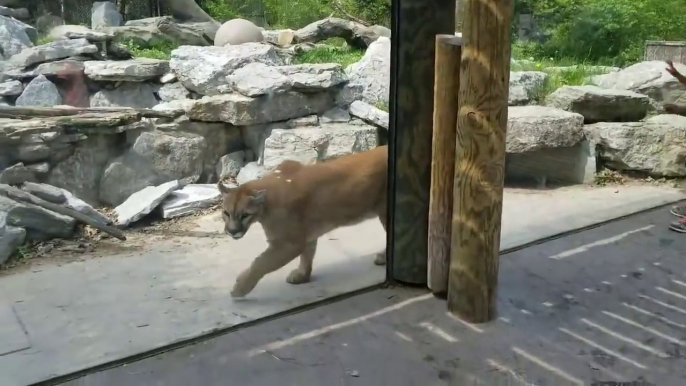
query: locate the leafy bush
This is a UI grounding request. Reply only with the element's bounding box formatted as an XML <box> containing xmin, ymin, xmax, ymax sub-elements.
<box><xmin>514</xmin><ymin>0</ymin><xmax>686</xmax><ymax>65</ymax></box>
<box><xmin>204</xmin><ymin>0</ymin><xmax>390</xmax><ymax>29</ymax></box>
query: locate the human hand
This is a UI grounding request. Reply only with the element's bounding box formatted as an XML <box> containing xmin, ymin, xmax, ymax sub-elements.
<box><xmin>666</xmin><ymin>60</ymin><xmax>681</xmax><ymax>77</ymax></box>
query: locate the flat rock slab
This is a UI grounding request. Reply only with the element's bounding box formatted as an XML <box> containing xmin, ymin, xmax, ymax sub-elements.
<box><xmin>158</xmin><ymin>184</ymin><xmax>221</xmax><ymax>219</ymax></box>
<box><xmin>545</xmin><ymin>85</ymin><xmax>650</xmax><ymax>123</ymax></box>
<box><xmin>188</xmin><ymin>92</ymin><xmax>333</xmax><ymax>126</ymax></box>
<box><xmin>349</xmin><ymin>100</ymin><xmax>388</xmax><ymax>129</ymax></box>
<box><xmin>84</xmin><ymin>59</ymin><xmax>169</xmax><ymax>82</ymax></box>
<box><xmin>0</xmin><ymin>194</ymin><xmax>75</xmax><ymax>240</ymax></box>
<box><xmin>2</xmin><ymin>59</ymin><xmax>86</xmax><ymax>80</ymax></box>
<box><xmin>114</xmin><ymin>180</ymin><xmax>180</xmax><ymax>227</ymax></box>
<box><xmin>506</xmin><ymin>105</ymin><xmax>585</xmax><ymax>153</ymax></box>
<box><xmin>9</xmin><ymin>38</ymin><xmax>98</xmax><ymax>68</ymax></box>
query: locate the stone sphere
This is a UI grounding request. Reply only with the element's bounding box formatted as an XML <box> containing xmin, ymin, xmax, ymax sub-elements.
<box><xmin>214</xmin><ymin>18</ymin><xmax>264</xmax><ymax>47</ymax></box>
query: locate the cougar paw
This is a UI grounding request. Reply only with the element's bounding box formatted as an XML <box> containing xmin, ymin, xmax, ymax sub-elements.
<box><xmin>286</xmin><ymin>269</ymin><xmax>311</xmax><ymax>285</ymax></box>
<box><xmin>374</xmin><ymin>251</ymin><xmax>386</xmax><ymax>266</ymax></box>
<box><xmin>231</xmin><ymin>270</ymin><xmax>256</xmax><ymax>298</ymax></box>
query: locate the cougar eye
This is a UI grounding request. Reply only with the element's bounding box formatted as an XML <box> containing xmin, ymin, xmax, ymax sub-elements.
<box><xmin>241</xmin><ymin>213</ymin><xmax>250</xmax><ymax>220</ymax></box>
<box><xmin>223</xmin><ymin>210</ymin><xmax>231</xmax><ymax>217</ymax></box>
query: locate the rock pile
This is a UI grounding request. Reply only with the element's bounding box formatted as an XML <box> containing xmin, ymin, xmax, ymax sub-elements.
<box><xmin>1</xmin><ymin>10</ymin><xmax>686</xmax><ymax>264</ymax></box>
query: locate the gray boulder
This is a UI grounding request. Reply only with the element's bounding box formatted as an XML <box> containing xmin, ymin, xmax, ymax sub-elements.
<box><xmin>21</xmin><ymin>182</ymin><xmax>67</xmax><ymax>203</ymax></box>
<box><xmin>0</xmin><ymin>163</ymin><xmax>36</xmax><ymax>185</ymax></box>
<box><xmin>509</xmin><ymin>71</ymin><xmax>548</xmax><ymax>106</ymax></box>
<box><xmin>506</xmin><ymin>106</ymin><xmax>585</xmax><ymax>153</ymax></box>
<box><xmin>585</xmin><ymin>114</ymin><xmax>686</xmax><ymax>177</ymax></box>
<box><xmin>91</xmin><ymin>1</ymin><xmax>123</xmax><ymax>30</ymax></box>
<box><xmin>216</xmin><ymin>151</ymin><xmax>245</xmax><ymax>180</ymax></box>
<box><xmin>170</xmin><ymin>43</ymin><xmax>285</xmax><ymax>95</ymax></box>
<box><xmin>46</xmin><ymin>135</ymin><xmax>121</xmax><ymax>206</ymax></box>
<box><xmin>545</xmin><ymin>85</ymin><xmax>650</xmax><ymax>123</ymax></box>
<box><xmin>262</xmin><ymin>122</ymin><xmax>378</xmax><ymax>170</ymax></box>
<box><xmin>320</xmin><ymin>107</ymin><xmax>351</xmax><ymax>123</ymax></box>
<box><xmin>0</xmin><ymin>194</ymin><xmax>75</xmax><ymax>241</ymax></box>
<box><xmin>156</xmin><ymin>82</ymin><xmax>191</xmax><ymax>102</ymax></box>
<box><xmin>336</xmin><ymin>37</ymin><xmax>390</xmax><ymax>106</ymax></box>
<box><xmin>593</xmin><ymin>60</ymin><xmax>686</xmax><ymax>105</ymax></box>
<box><xmin>0</xmin><ymin>215</ymin><xmax>25</xmax><ymax>265</ymax></box>
<box><xmin>0</xmin><ymin>16</ymin><xmax>32</xmax><ymax>60</ymax></box>
<box><xmin>90</xmin><ymin>82</ymin><xmax>158</xmax><ymax>108</ymax></box>
<box><xmin>15</xmin><ymin>75</ymin><xmax>63</xmax><ymax>106</ymax></box>
<box><xmin>99</xmin><ymin>131</ymin><xmax>207</xmax><ymax>206</ymax></box>
<box><xmin>9</xmin><ymin>38</ymin><xmax>98</xmax><ymax>68</ymax></box>
<box><xmin>0</xmin><ymin>79</ymin><xmax>22</xmax><ymax>96</ymax></box>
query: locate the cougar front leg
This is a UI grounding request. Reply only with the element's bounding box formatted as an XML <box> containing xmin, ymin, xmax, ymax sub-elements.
<box><xmin>375</xmin><ymin>208</ymin><xmax>387</xmax><ymax>266</ymax></box>
<box><xmin>231</xmin><ymin>243</ymin><xmax>303</xmax><ymax>298</ymax></box>
<box><xmin>286</xmin><ymin>240</ymin><xmax>317</xmax><ymax>285</ymax></box>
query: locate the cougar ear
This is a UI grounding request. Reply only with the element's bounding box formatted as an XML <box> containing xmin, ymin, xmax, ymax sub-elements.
<box><xmin>251</xmin><ymin>189</ymin><xmax>267</xmax><ymax>205</ymax></box>
<box><xmin>217</xmin><ymin>181</ymin><xmax>234</xmax><ymax>195</ymax></box>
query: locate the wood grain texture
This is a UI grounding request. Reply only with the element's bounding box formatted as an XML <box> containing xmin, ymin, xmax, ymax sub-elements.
<box><xmin>447</xmin><ymin>0</ymin><xmax>513</xmax><ymax>322</ymax></box>
<box><xmin>389</xmin><ymin>0</ymin><xmax>455</xmax><ymax>284</ymax></box>
<box><xmin>428</xmin><ymin>35</ymin><xmax>462</xmax><ymax>295</ymax></box>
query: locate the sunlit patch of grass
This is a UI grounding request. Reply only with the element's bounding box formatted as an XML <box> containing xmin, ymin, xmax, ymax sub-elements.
<box><xmin>294</xmin><ymin>44</ymin><xmax>364</xmax><ymax>68</ymax></box>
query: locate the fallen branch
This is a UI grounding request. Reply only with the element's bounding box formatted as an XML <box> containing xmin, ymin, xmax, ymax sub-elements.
<box><xmin>293</xmin><ymin>17</ymin><xmax>389</xmax><ymax>49</ymax></box>
<box><xmin>0</xmin><ymin>106</ymin><xmax>184</xmax><ymax>120</ymax></box>
<box><xmin>0</xmin><ymin>184</ymin><xmax>127</xmax><ymax>241</ymax></box>
<box><xmin>333</xmin><ymin>1</ymin><xmax>371</xmax><ymax>27</ymax></box>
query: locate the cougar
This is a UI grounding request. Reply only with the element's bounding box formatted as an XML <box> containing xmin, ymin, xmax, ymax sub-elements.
<box><xmin>218</xmin><ymin>145</ymin><xmax>388</xmax><ymax>298</ymax></box>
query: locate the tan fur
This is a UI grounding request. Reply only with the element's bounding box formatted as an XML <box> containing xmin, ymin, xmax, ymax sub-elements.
<box><xmin>218</xmin><ymin>145</ymin><xmax>388</xmax><ymax>298</ymax></box>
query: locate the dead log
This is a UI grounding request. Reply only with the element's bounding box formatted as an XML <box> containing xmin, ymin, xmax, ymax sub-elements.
<box><xmin>0</xmin><ymin>106</ymin><xmax>184</xmax><ymax>120</ymax></box>
<box><xmin>0</xmin><ymin>184</ymin><xmax>127</xmax><ymax>241</ymax></box>
<box><xmin>293</xmin><ymin>17</ymin><xmax>390</xmax><ymax>49</ymax></box>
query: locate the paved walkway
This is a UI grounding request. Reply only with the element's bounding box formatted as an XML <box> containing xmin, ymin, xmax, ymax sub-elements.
<box><xmin>63</xmin><ymin>205</ymin><xmax>686</xmax><ymax>386</ymax></box>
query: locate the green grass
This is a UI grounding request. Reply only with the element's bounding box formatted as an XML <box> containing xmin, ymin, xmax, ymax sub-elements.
<box><xmin>121</xmin><ymin>39</ymin><xmax>179</xmax><ymax>60</ymax></box>
<box><xmin>293</xmin><ymin>44</ymin><xmax>364</xmax><ymax>68</ymax></box>
<box><xmin>36</xmin><ymin>36</ymin><xmax>54</xmax><ymax>45</ymax></box>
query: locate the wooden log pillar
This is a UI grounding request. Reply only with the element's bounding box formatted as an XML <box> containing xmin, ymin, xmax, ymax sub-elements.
<box><xmin>387</xmin><ymin>0</ymin><xmax>455</xmax><ymax>284</ymax></box>
<box><xmin>427</xmin><ymin>35</ymin><xmax>462</xmax><ymax>296</ymax></box>
<box><xmin>447</xmin><ymin>0</ymin><xmax>514</xmax><ymax>322</ymax></box>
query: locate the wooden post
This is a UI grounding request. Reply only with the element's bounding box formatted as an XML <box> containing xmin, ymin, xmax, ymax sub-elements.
<box><xmin>387</xmin><ymin>0</ymin><xmax>455</xmax><ymax>284</ymax></box>
<box><xmin>447</xmin><ymin>0</ymin><xmax>513</xmax><ymax>322</ymax></box>
<box><xmin>427</xmin><ymin>35</ymin><xmax>462</xmax><ymax>296</ymax></box>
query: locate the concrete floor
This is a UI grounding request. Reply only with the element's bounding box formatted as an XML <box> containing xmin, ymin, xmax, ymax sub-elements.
<box><xmin>63</xmin><ymin>205</ymin><xmax>686</xmax><ymax>386</ymax></box>
<box><xmin>0</xmin><ymin>184</ymin><xmax>684</xmax><ymax>386</ymax></box>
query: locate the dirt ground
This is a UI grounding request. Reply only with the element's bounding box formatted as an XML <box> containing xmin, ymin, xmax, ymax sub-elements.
<box><xmin>1</xmin><ymin>171</ymin><xmax>683</xmax><ymax>277</ymax></box>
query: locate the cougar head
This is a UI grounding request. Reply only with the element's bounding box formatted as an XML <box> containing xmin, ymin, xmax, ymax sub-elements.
<box><xmin>217</xmin><ymin>182</ymin><xmax>266</xmax><ymax>240</ymax></box>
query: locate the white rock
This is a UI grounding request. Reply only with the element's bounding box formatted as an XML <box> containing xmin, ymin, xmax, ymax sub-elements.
<box><xmin>0</xmin><ymin>16</ymin><xmax>32</xmax><ymax>61</ymax></box>
<box><xmin>0</xmin><ymin>79</ymin><xmax>23</xmax><ymax>96</ymax></box>
<box><xmin>90</xmin><ymin>82</ymin><xmax>158</xmax><ymax>108</ymax></box>
<box><xmin>9</xmin><ymin>38</ymin><xmax>98</xmax><ymax>68</ymax></box>
<box><xmin>337</xmin><ymin>36</ymin><xmax>390</xmax><ymax>106</ymax></box>
<box><xmin>508</xmin><ymin>71</ymin><xmax>548</xmax><ymax>106</ymax></box>
<box><xmin>593</xmin><ymin>60</ymin><xmax>686</xmax><ymax>104</ymax></box>
<box><xmin>236</xmin><ymin>162</ymin><xmax>267</xmax><ymax>184</ymax></box>
<box><xmin>160</xmin><ymin>72</ymin><xmax>177</xmax><ymax>83</ymax></box>
<box><xmin>169</xmin><ymin>44</ymin><xmax>284</xmax><ymax>95</ymax></box>
<box><xmin>114</xmin><ymin>180</ymin><xmax>180</xmax><ymax>227</ymax></box>
<box><xmin>545</xmin><ymin>85</ymin><xmax>650</xmax><ymax>123</ymax></box>
<box><xmin>158</xmin><ymin>184</ymin><xmax>221</xmax><ymax>219</ymax></box>
<box><xmin>262</xmin><ymin>123</ymin><xmax>378</xmax><ymax>170</ymax></box>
